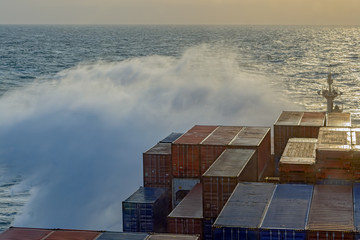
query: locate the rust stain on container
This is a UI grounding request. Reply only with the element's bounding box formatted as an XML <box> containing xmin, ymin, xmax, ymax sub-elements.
<box><xmin>202</xmin><ymin>149</ymin><xmax>257</xmax><ymax>218</ymax></box>
<box><xmin>327</xmin><ymin>112</ymin><xmax>351</xmax><ymax>127</ymax></box>
<box><xmin>172</xmin><ymin>125</ymin><xmax>218</xmax><ymax>178</ymax></box>
<box><xmin>168</xmin><ymin>184</ymin><xmax>203</xmax><ymax>238</ymax></box>
<box><xmin>307</xmin><ymin>185</ymin><xmax>354</xmax><ymax>232</ymax></box>
<box><xmin>0</xmin><ymin>227</ymin><xmax>53</xmax><ymax>240</ymax></box>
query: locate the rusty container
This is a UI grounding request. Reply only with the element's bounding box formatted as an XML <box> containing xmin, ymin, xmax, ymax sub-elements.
<box><xmin>172</xmin><ymin>125</ymin><xmax>218</xmax><ymax>178</ymax></box>
<box><xmin>229</xmin><ymin>127</ymin><xmax>271</xmax><ymax>181</ymax></box>
<box><xmin>306</xmin><ymin>185</ymin><xmax>354</xmax><ymax>238</ymax></box>
<box><xmin>202</xmin><ymin>149</ymin><xmax>257</xmax><ymax>218</ymax></box>
<box><xmin>168</xmin><ymin>184</ymin><xmax>203</xmax><ymax>238</ymax></box>
<box><xmin>200</xmin><ymin>126</ymin><xmax>243</xmax><ymax>175</ymax></box>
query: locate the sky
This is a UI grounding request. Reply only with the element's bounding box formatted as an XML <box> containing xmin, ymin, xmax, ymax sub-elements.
<box><xmin>1</xmin><ymin>0</ymin><xmax>360</xmax><ymax>25</ymax></box>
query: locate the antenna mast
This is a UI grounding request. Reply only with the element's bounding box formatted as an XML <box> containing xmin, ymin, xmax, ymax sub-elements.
<box><xmin>318</xmin><ymin>69</ymin><xmax>342</xmax><ymax>113</ymax></box>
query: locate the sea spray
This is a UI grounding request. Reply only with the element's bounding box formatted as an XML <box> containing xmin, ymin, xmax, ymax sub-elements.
<box><xmin>0</xmin><ymin>45</ymin><xmax>295</xmax><ymax>230</ymax></box>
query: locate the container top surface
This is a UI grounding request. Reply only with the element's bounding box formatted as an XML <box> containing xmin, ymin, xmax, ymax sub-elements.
<box><xmin>144</xmin><ymin>142</ymin><xmax>171</xmax><ymax>155</ymax></box>
<box><xmin>317</xmin><ymin>127</ymin><xmax>352</xmax><ymax>150</ymax></box>
<box><xmin>146</xmin><ymin>234</ymin><xmax>199</xmax><ymax>240</ymax></box>
<box><xmin>173</xmin><ymin>125</ymin><xmax>218</xmax><ymax>145</ymax></box>
<box><xmin>307</xmin><ymin>184</ymin><xmax>354</xmax><ymax>232</ymax></box>
<box><xmin>97</xmin><ymin>232</ymin><xmax>149</xmax><ymax>240</ymax></box>
<box><xmin>326</xmin><ymin>112</ymin><xmax>351</xmax><ymax>127</ymax></box>
<box><xmin>0</xmin><ymin>228</ymin><xmax>53</xmax><ymax>240</ymax></box>
<box><xmin>160</xmin><ymin>132</ymin><xmax>183</xmax><ymax>143</ymax></box>
<box><xmin>201</xmin><ymin>126</ymin><xmax>243</xmax><ymax>145</ymax></box>
<box><xmin>280</xmin><ymin>138</ymin><xmax>317</xmax><ymax>165</ymax></box>
<box><xmin>229</xmin><ymin>127</ymin><xmax>270</xmax><ymax>146</ymax></box>
<box><xmin>45</xmin><ymin>230</ymin><xmax>100</xmax><ymax>240</ymax></box>
<box><xmin>123</xmin><ymin>187</ymin><xmax>166</xmax><ymax>204</ymax></box>
<box><xmin>274</xmin><ymin>111</ymin><xmax>304</xmax><ymax>126</ymax></box>
<box><xmin>353</xmin><ymin>183</ymin><xmax>360</xmax><ymax>232</ymax></box>
<box><xmin>168</xmin><ymin>183</ymin><xmax>202</xmax><ymax>219</ymax></box>
<box><xmin>213</xmin><ymin>182</ymin><xmax>275</xmax><ymax>228</ymax></box>
<box><xmin>260</xmin><ymin>184</ymin><xmax>313</xmax><ymax>230</ymax></box>
<box><xmin>203</xmin><ymin>149</ymin><xmax>256</xmax><ymax>177</ymax></box>
<box><xmin>300</xmin><ymin>112</ymin><xmax>326</xmax><ymax>126</ymax></box>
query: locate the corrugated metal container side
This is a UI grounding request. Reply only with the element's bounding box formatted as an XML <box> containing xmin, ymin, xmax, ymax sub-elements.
<box><xmin>168</xmin><ymin>184</ymin><xmax>203</xmax><ymax>238</ymax></box>
<box><xmin>307</xmin><ymin>231</ymin><xmax>354</xmax><ymax>240</ymax></box>
<box><xmin>172</xmin><ymin>125</ymin><xmax>218</xmax><ymax>178</ymax></box>
<box><xmin>200</xmin><ymin>126</ymin><xmax>243</xmax><ymax>175</ymax></box>
<box><xmin>44</xmin><ymin>230</ymin><xmax>101</xmax><ymax>240</ymax></box>
<box><xmin>143</xmin><ymin>143</ymin><xmax>172</xmax><ymax>189</ymax></box>
<box><xmin>326</xmin><ymin>112</ymin><xmax>352</xmax><ymax>127</ymax></box>
<box><xmin>160</xmin><ymin>132</ymin><xmax>183</xmax><ymax>143</ymax></box>
<box><xmin>146</xmin><ymin>233</ymin><xmax>200</xmax><ymax>240</ymax></box>
<box><xmin>123</xmin><ymin>187</ymin><xmax>169</xmax><ymax>233</ymax></box>
<box><xmin>353</xmin><ymin>183</ymin><xmax>360</xmax><ymax>233</ymax></box>
<box><xmin>213</xmin><ymin>182</ymin><xmax>276</xmax><ymax>240</ymax></box>
<box><xmin>97</xmin><ymin>232</ymin><xmax>149</xmax><ymax>240</ymax></box>
<box><xmin>229</xmin><ymin>127</ymin><xmax>271</xmax><ymax>181</ymax></box>
<box><xmin>202</xmin><ymin>149</ymin><xmax>257</xmax><ymax>218</ymax></box>
<box><xmin>203</xmin><ymin>218</ymin><xmax>215</xmax><ymax>240</ymax></box>
<box><xmin>172</xmin><ymin>178</ymin><xmax>200</xmax><ymax>207</ymax></box>
<box><xmin>306</xmin><ymin>185</ymin><xmax>354</xmax><ymax>233</ymax></box>
<box><xmin>259</xmin><ymin>184</ymin><xmax>313</xmax><ymax>240</ymax></box>
<box><xmin>0</xmin><ymin>227</ymin><xmax>53</xmax><ymax>240</ymax></box>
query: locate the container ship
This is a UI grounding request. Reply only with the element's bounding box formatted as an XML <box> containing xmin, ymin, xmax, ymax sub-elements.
<box><xmin>1</xmin><ymin>73</ymin><xmax>359</xmax><ymax>240</ymax></box>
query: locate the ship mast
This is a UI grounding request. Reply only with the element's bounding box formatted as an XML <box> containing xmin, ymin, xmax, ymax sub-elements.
<box><xmin>318</xmin><ymin>70</ymin><xmax>342</xmax><ymax>113</ymax></box>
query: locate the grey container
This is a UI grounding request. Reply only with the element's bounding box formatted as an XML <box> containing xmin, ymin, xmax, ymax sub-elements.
<box><xmin>97</xmin><ymin>232</ymin><xmax>149</xmax><ymax>240</ymax></box>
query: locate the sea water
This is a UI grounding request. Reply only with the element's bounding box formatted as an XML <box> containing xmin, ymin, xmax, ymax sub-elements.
<box><xmin>0</xmin><ymin>25</ymin><xmax>359</xmax><ymax>231</ymax></box>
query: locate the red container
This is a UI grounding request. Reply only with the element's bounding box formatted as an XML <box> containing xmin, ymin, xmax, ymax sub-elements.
<box><xmin>45</xmin><ymin>230</ymin><xmax>100</xmax><ymax>240</ymax></box>
<box><xmin>200</xmin><ymin>126</ymin><xmax>243</xmax><ymax>175</ymax></box>
<box><xmin>230</xmin><ymin>127</ymin><xmax>271</xmax><ymax>181</ymax></box>
<box><xmin>143</xmin><ymin>142</ymin><xmax>172</xmax><ymax>189</ymax></box>
<box><xmin>168</xmin><ymin>184</ymin><xmax>203</xmax><ymax>238</ymax></box>
<box><xmin>202</xmin><ymin>149</ymin><xmax>257</xmax><ymax>218</ymax></box>
<box><xmin>172</xmin><ymin>125</ymin><xmax>218</xmax><ymax>178</ymax></box>
<box><xmin>307</xmin><ymin>231</ymin><xmax>353</xmax><ymax>240</ymax></box>
<box><xmin>0</xmin><ymin>227</ymin><xmax>53</xmax><ymax>240</ymax></box>
<box><xmin>307</xmin><ymin>185</ymin><xmax>354</xmax><ymax>233</ymax></box>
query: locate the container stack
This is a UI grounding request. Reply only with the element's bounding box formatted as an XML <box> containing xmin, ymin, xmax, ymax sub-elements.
<box><xmin>306</xmin><ymin>185</ymin><xmax>354</xmax><ymax>240</ymax></box>
<box><xmin>143</xmin><ymin>133</ymin><xmax>182</xmax><ymax>189</ymax></box>
<box><xmin>279</xmin><ymin>138</ymin><xmax>317</xmax><ymax>183</ymax></box>
<box><xmin>123</xmin><ymin>187</ymin><xmax>169</xmax><ymax>233</ymax></box>
<box><xmin>202</xmin><ymin>149</ymin><xmax>257</xmax><ymax>219</ymax></box>
<box><xmin>212</xmin><ymin>182</ymin><xmax>276</xmax><ymax>240</ymax></box>
<box><xmin>274</xmin><ymin>111</ymin><xmax>326</xmax><ymax>164</ymax></box>
<box><xmin>167</xmin><ymin>183</ymin><xmax>203</xmax><ymax>238</ymax></box>
<box><xmin>316</xmin><ymin>127</ymin><xmax>353</xmax><ymax>182</ymax></box>
<box><xmin>259</xmin><ymin>184</ymin><xmax>313</xmax><ymax>240</ymax></box>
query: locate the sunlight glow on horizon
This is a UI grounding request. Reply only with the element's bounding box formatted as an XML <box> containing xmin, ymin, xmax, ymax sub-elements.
<box><xmin>0</xmin><ymin>0</ymin><xmax>359</xmax><ymax>25</ymax></box>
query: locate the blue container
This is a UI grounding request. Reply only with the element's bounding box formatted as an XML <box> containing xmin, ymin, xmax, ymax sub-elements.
<box><xmin>354</xmin><ymin>183</ymin><xmax>360</xmax><ymax>234</ymax></box>
<box><xmin>203</xmin><ymin>218</ymin><xmax>215</xmax><ymax>240</ymax></box>
<box><xmin>212</xmin><ymin>182</ymin><xmax>276</xmax><ymax>240</ymax></box>
<box><xmin>259</xmin><ymin>184</ymin><xmax>313</xmax><ymax>240</ymax></box>
<box><xmin>97</xmin><ymin>232</ymin><xmax>149</xmax><ymax>240</ymax></box>
<box><xmin>122</xmin><ymin>187</ymin><xmax>168</xmax><ymax>233</ymax></box>
<box><xmin>160</xmin><ymin>132</ymin><xmax>183</xmax><ymax>143</ymax></box>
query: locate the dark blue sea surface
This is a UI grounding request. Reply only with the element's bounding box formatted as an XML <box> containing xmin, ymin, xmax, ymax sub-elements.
<box><xmin>0</xmin><ymin>25</ymin><xmax>360</xmax><ymax>232</ymax></box>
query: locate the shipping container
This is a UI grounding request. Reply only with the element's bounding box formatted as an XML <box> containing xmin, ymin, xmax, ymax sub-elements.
<box><xmin>172</xmin><ymin>125</ymin><xmax>218</xmax><ymax>178</ymax></box>
<box><xmin>203</xmin><ymin>218</ymin><xmax>215</xmax><ymax>240</ymax></box>
<box><xmin>97</xmin><ymin>232</ymin><xmax>149</xmax><ymax>240</ymax></box>
<box><xmin>44</xmin><ymin>230</ymin><xmax>101</xmax><ymax>240</ymax></box>
<box><xmin>0</xmin><ymin>227</ymin><xmax>53</xmax><ymax>240</ymax></box>
<box><xmin>160</xmin><ymin>132</ymin><xmax>183</xmax><ymax>143</ymax></box>
<box><xmin>168</xmin><ymin>184</ymin><xmax>203</xmax><ymax>238</ymax></box>
<box><xmin>259</xmin><ymin>184</ymin><xmax>313</xmax><ymax>240</ymax></box>
<box><xmin>172</xmin><ymin>178</ymin><xmax>200</xmax><ymax>207</ymax></box>
<box><xmin>274</xmin><ymin>111</ymin><xmax>325</xmax><ymax>164</ymax></box>
<box><xmin>354</xmin><ymin>183</ymin><xmax>360</xmax><ymax>236</ymax></box>
<box><xmin>146</xmin><ymin>233</ymin><xmax>200</xmax><ymax>240</ymax></box>
<box><xmin>200</xmin><ymin>126</ymin><xmax>243</xmax><ymax>175</ymax></box>
<box><xmin>123</xmin><ymin>187</ymin><xmax>169</xmax><ymax>233</ymax></box>
<box><xmin>229</xmin><ymin>127</ymin><xmax>271</xmax><ymax>181</ymax></box>
<box><xmin>143</xmin><ymin>142</ymin><xmax>172</xmax><ymax>189</ymax></box>
<box><xmin>279</xmin><ymin>138</ymin><xmax>317</xmax><ymax>183</ymax></box>
<box><xmin>306</xmin><ymin>185</ymin><xmax>354</xmax><ymax>235</ymax></box>
<box><xmin>202</xmin><ymin>149</ymin><xmax>257</xmax><ymax>218</ymax></box>
<box><xmin>326</xmin><ymin>112</ymin><xmax>352</xmax><ymax>127</ymax></box>
<box><xmin>213</xmin><ymin>182</ymin><xmax>276</xmax><ymax>240</ymax></box>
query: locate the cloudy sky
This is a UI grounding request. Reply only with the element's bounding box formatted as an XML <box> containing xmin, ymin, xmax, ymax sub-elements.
<box><xmin>1</xmin><ymin>0</ymin><xmax>360</xmax><ymax>25</ymax></box>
